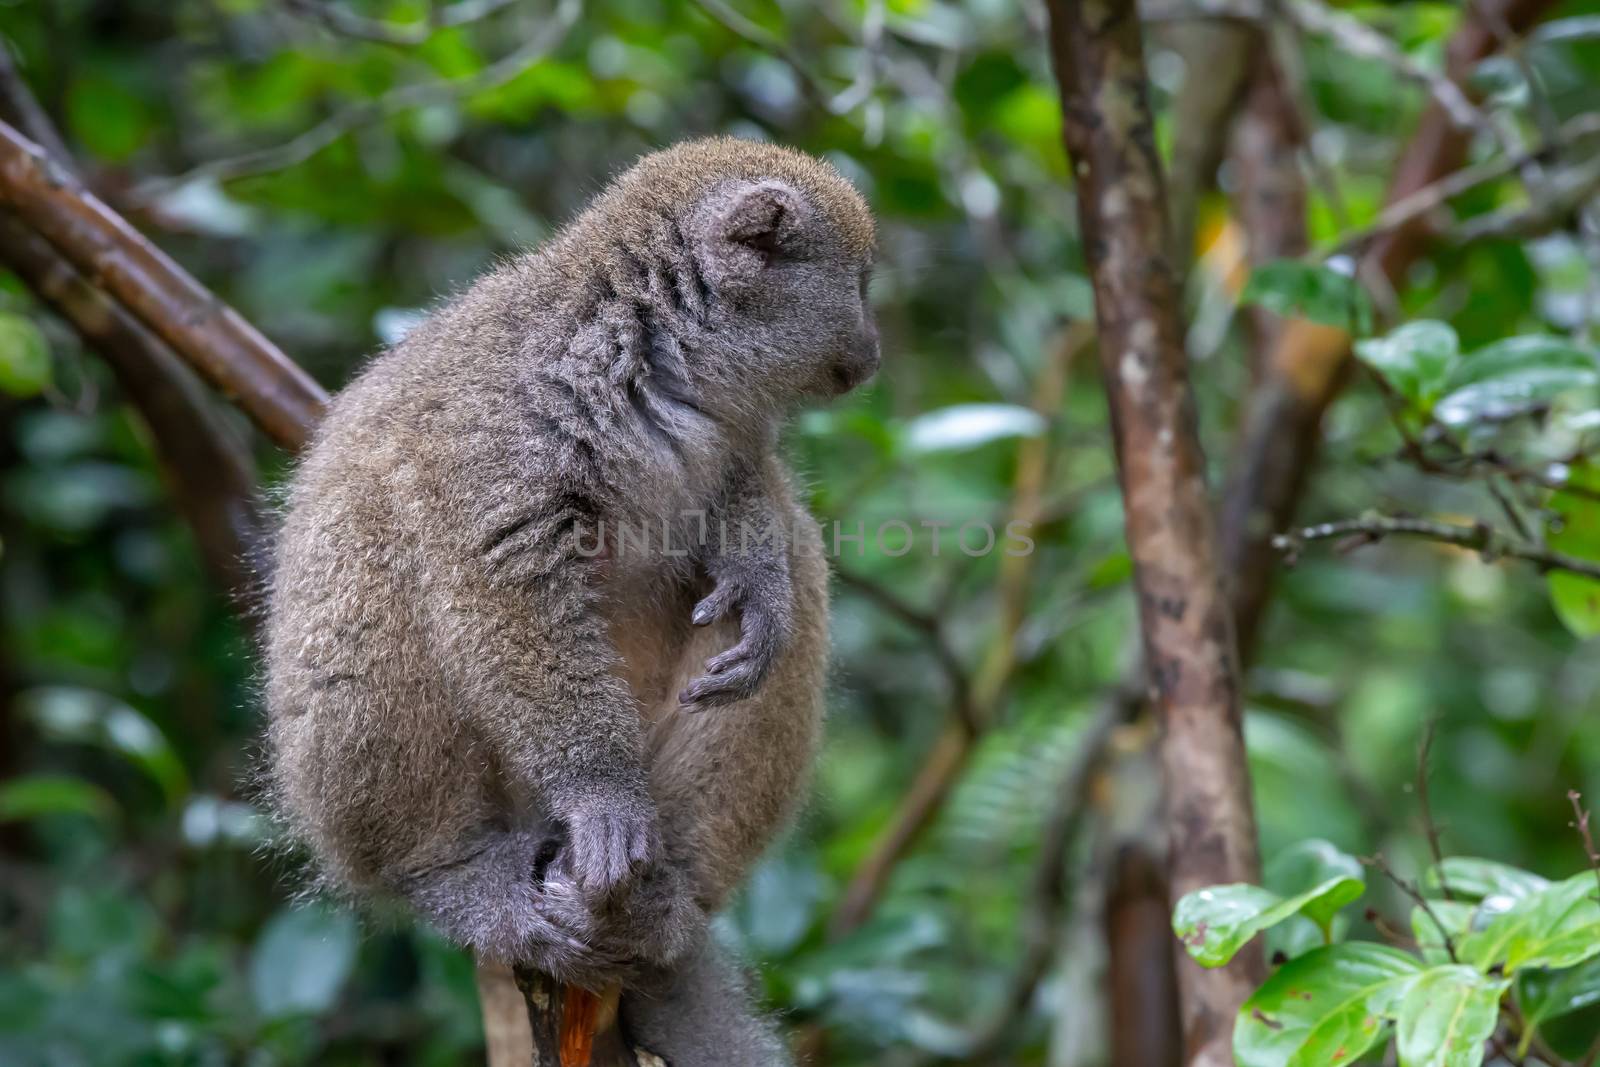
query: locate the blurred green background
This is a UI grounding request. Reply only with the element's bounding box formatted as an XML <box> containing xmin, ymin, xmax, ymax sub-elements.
<box><xmin>0</xmin><ymin>0</ymin><xmax>1598</xmax><ymax>1063</ymax></box>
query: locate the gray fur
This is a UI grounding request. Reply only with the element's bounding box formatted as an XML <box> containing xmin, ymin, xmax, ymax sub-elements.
<box><xmin>262</xmin><ymin>137</ymin><xmax>876</xmax><ymax>1055</ymax></box>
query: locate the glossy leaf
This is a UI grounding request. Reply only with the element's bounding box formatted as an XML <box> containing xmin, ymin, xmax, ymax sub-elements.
<box><xmin>1412</xmin><ymin>901</ymin><xmax>1476</xmax><ymax>966</ymax></box>
<box><xmin>1354</xmin><ymin>321</ymin><xmax>1460</xmax><ymax>409</ymax></box>
<box><xmin>1458</xmin><ymin>873</ymin><xmax>1600</xmax><ymax>974</ymax></box>
<box><xmin>1423</xmin><ymin>857</ymin><xmax>1549</xmax><ymax>901</ymax></box>
<box><xmin>1265</xmin><ymin>840</ymin><xmax>1366</xmax><ymax>931</ymax></box>
<box><xmin>1234</xmin><ymin>943</ymin><xmax>1421</xmax><ymax>1067</ymax></box>
<box><xmin>1394</xmin><ymin>965</ymin><xmax>1508</xmax><ymax>1067</ymax></box>
<box><xmin>1241</xmin><ymin>260</ymin><xmax>1373</xmax><ymax>334</ymax></box>
<box><xmin>901</xmin><ymin>403</ymin><xmax>1046</xmax><ymax>454</ymax></box>
<box><xmin>1174</xmin><ymin>876</ymin><xmax>1365</xmax><ymax>968</ymax></box>
<box><xmin>1518</xmin><ymin>956</ymin><xmax>1600</xmax><ymax>1039</ymax></box>
<box><xmin>1434</xmin><ymin>335</ymin><xmax>1599</xmax><ymax>426</ymax></box>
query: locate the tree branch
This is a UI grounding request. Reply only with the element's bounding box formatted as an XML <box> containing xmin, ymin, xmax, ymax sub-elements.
<box><xmin>1045</xmin><ymin>3</ymin><xmax>1263</xmax><ymax>1064</ymax></box>
<box><xmin>282</xmin><ymin>0</ymin><xmax>522</xmax><ymax>46</ymax></box>
<box><xmin>0</xmin><ymin>42</ymin><xmax>265</xmax><ymax>603</ymax></box>
<box><xmin>1214</xmin><ymin>0</ymin><xmax>1559</xmax><ymax>669</ymax></box>
<box><xmin>1273</xmin><ymin>515</ymin><xmax>1600</xmax><ymax>581</ymax></box>
<box><xmin>137</xmin><ymin>0</ymin><xmax>581</xmax><ymax>197</ymax></box>
<box><xmin>0</xmin><ymin>120</ymin><xmax>327</xmax><ymax>448</ymax></box>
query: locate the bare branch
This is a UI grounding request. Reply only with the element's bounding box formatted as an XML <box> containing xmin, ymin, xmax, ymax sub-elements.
<box><xmin>1147</xmin><ymin>0</ymin><xmax>1500</xmax><ymax>139</ymax></box>
<box><xmin>826</xmin><ymin>325</ymin><xmax>1088</xmax><ymax>941</ymax></box>
<box><xmin>833</xmin><ymin>569</ymin><xmax>979</xmax><ymax>737</ymax></box>
<box><xmin>1363</xmin><ymin>852</ymin><xmax>1458</xmax><ymax>963</ymax></box>
<box><xmin>1568</xmin><ymin>790</ymin><xmax>1600</xmax><ymax>904</ymax></box>
<box><xmin>1280</xmin><ymin>0</ymin><xmax>1496</xmax><ymax>138</ymax></box>
<box><xmin>0</xmin><ymin>120</ymin><xmax>328</xmax><ymax>447</ymax></box>
<box><xmin>137</xmin><ymin>0</ymin><xmax>581</xmax><ymax>197</ymax></box>
<box><xmin>1326</xmin><ymin>113</ymin><xmax>1600</xmax><ymax>257</ymax></box>
<box><xmin>1273</xmin><ymin>514</ymin><xmax>1600</xmax><ymax>581</ymax></box>
<box><xmin>1215</xmin><ymin>0</ymin><xmax>1561</xmax><ymax>672</ymax></box>
<box><xmin>691</xmin><ymin>0</ymin><xmax>837</xmax><ymax>113</ymax></box>
<box><xmin>1448</xmin><ymin>150</ymin><xmax>1600</xmax><ymax>243</ymax></box>
<box><xmin>0</xmin><ymin>212</ymin><xmax>267</xmax><ymax>598</ymax></box>
<box><xmin>0</xmin><ymin>45</ymin><xmax>267</xmax><ymax>600</ymax></box>
<box><xmin>1417</xmin><ymin>719</ymin><xmax>1452</xmax><ymax>901</ymax></box>
<box><xmin>281</xmin><ymin>0</ymin><xmax>521</xmax><ymax>46</ymax></box>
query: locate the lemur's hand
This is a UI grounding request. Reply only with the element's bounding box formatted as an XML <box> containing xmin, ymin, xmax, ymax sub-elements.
<box><xmin>679</xmin><ymin>546</ymin><xmax>792</xmax><ymax>708</ymax></box>
<box><xmin>555</xmin><ymin>786</ymin><xmax>659</xmax><ymax>896</ymax></box>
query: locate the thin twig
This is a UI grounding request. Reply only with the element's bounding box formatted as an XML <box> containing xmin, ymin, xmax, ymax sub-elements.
<box><xmin>1448</xmin><ymin>151</ymin><xmax>1600</xmax><ymax>243</ymax></box>
<box><xmin>137</xmin><ymin>0</ymin><xmax>580</xmax><ymax>197</ymax></box>
<box><xmin>1274</xmin><ymin>515</ymin><xmax>1600</xmax><ymax>581</ymax></box>
<box><xmin>1147</xmin><ymin>0</ymin><xmax>1500</xmax><ymax>138</ymax></box>
<box><xmin>691</xmin><ymin>0</ymin><xmax>839</xmax><ymax>113</ymax></box>
<box><xmin>1568</xmin><ymin>790</ymin><xmax>1600</xmax><ymax>904</ymax></box>
<box><xmin>1364</xmin><ymin>852</ymin><xmax>1459</xmax><ymax>962</ymax></box>
<box><xmin>1417</xmin><ymin>719</ymin><xmax>1452</xmax><ymax>902</ymax></box>
<box><xmin>281</xmin><ymin>0</ymin><xmax>521</xmax><ymax>46</ymax></box>
<box><xmin>1323</xmin><ymin>113</ymin><xmax>1600</xmax><ymax>257</ymax></box>
<box><xmin>834</xmin><ymin>568</ymin><xmax>979</xmax><ymax>737</ymax></box>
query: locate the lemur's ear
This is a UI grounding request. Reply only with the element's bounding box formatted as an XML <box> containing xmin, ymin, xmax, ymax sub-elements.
<box><xmin>717</xmin><ymin>180</ymin><xmax>804</xmax><ymax>262</ymax></box>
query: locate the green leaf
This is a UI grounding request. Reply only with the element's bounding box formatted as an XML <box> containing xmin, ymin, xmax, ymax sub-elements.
<box><xmin>20</xmin><ymin>687</ymin><xmax>189</xmax><ymax>805</ymax></box>
<box><xmin>1235</xmin><ymin>943</ymin><xmax>1422</xmax><ymax>1067</ymax></box>
<box><xmin>1174</xmin><ymin>876</ymin><xmax>1365</xmax><ymax>968</ymax></box>
<box><xmin>1458</xmin><ymin>874</ymin><xmax>1600</xmax><ymax>974</ymax></box>
<box><xmin>1423</xmin><ymin>858</ymin><xmax>1549</xmax><ymax>902</ymax></box>
<box><xmin>1394</xmin><ymin>965</ymin><xmax>1508</xmax><ymax>1067</ymax></box>
<box><xmin>1266</xmin><ymin>840</ymin><xmax>1365</xmax><ymax>931</ymax></box>
<box><xmin>1355</xmin><ymin>321</ymin><xmax>1460</xmax><ymax>409</ymax></box>
<box><xmin>250</xmin><ymin>904</ymin><xmax>360</xmax><ymax>1018</ymax></box>
<box><xmin>0</xmin><ymin>312</ymin><xmax>53</xmax><ymax>397</ymax></box>
<box><xmin>1433</xmin><ymin>335</ymin><xmax>1599</xmax><ymax>427</ymax></box>
<box><xmin>1241</xmin><ymin>260</ymin><xmax>1373</xmax><ymax>334</ymax></box>
<box><xmin>0</xmin><ymin>774</ymin><xmax>116</xmax><ymax>823</ymax></box>
<box><xmin>1518</xmin><ymin>956</ymin><xmax>1600</xmax><ymax>1041</ymax></box>
<box><xmin>1547</xmin><ymin>463</ymin><xmax>1600</xmax><ymax>638</ymax></box>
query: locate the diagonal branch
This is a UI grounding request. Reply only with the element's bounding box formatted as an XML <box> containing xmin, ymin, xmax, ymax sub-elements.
<box><xmin>1273</xmin><ymin>515</ymin><xmax>1600</xmax><ymax>581</ymax></box>
<box><xmin>282</xmin><ymin>0</ymin><xmax>522</xmax><ymax>46</ymax></box>
<box><xmin>138</xmin><ymin>0</ymin><xmax>581</xmax><ymax>197</ymax></box>
<box><xmin>0</xmin><ymin>120</ymin><xmax>328</xmax><ymax>448</ymax></box>
<box><xmin>0</xmin><ymin>42</ymin><xmax>265</xmax><ymax>602</ymax></box>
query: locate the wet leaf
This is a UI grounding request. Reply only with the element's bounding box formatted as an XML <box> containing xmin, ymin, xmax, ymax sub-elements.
<box><xmin>1394</xmin><ymin>965</ymin><xmax>1507</xmax><ymax>1067</ymax></box>
<box><xmin>1174</xmin><ymin>875</ymin><xmax>1365</xmax><ymax>968</ymax></box>
<box><xmin>1235</xmin><ymin>942</ymin><xmax>1421</xmax><ymax>1067</ymax></box>
<box><xmin>1355</xmin><ymin>321</ymin><xmax>1460</xmax><ymax>409</ymax></box>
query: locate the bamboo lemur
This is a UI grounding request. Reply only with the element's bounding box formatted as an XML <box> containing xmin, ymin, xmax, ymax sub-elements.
<box><xmin>263</xmin><ymin>138</ymin><xmax>878</xmax><ymax>1062</ymax></box>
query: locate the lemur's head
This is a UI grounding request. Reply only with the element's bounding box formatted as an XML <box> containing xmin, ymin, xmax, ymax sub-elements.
<box><xmin>587</xmin><ymin>137</ymin><xmax>879</xmax><ymax>416</ymax></box>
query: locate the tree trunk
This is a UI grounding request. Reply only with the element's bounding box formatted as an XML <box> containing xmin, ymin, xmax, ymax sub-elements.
<box><xmin>1043</xmin><ymin>3</ymin><xmax>1264</xmax><ymax>1064</ymax></box>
